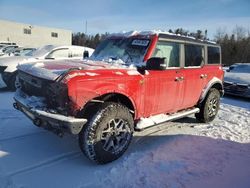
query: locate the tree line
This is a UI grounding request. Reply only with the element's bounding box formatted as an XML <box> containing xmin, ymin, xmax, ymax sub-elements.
<box><xmin>215</xmin><ymin>26</ymin><xmax>250</xmax><ymax>66</ymax></box>
<box><xmin>72</xmin><ymin>32</ymin><xmax>108</xmax><ymax>49</ymax></box>
<box><xmin>72</xmin><ymin>26</ymin><xmax>250</xmax><ymax>66</ymax></box>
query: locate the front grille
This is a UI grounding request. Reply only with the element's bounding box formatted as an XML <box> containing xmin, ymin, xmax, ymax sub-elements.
<box><xmin>18</xmin><ymin>71</ymin><xmax>50</xmax><ymax>97</ymax></box>
<box><xmin>18</xmin><ymin>71</ymin><xmax>69</xmax><ymax>115</ymax></box>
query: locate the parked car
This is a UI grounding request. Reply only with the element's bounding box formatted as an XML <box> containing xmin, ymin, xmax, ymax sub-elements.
<box><xmin>0</xmin><ymin>45</ymin><xmax>94</xmax><ymax>90</ymax></box>
<box><xmin>0</xmin><ymin>44</ymin><xmax>7</xmax><ymax>49</ymax></box>
<box><xmin>224</xmin><ymin>63</ymin><xmax>250</xmax><ymax>98</ymax></box>
<box><xmin>0</xmin><ymin>41</ymin><xmax>16</xmax><ymax>45</ymax></box>
<box><xmin>13</xmin><ymin>31</ymin><xmax>224</xmax><ymax>164</ymax></box>
<box><xmin>0</xmin><ymin>47</ymin><xmax>36</xmax><ymax>57</ymax></box>
<box><xmin>0</xmin><ymin>45</ymin><xmax>19</xmax><ymax>56</ymax></box>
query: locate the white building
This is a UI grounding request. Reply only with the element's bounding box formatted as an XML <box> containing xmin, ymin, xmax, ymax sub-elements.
<box><xmin>0</xmin><ymin>19</ymin><xmax>72</xmax><ymax>47</ymax></box>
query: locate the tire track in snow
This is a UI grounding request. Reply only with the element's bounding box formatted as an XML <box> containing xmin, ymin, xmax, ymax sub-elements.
<box><xmin>133</xmin><ymin>121</ymin><xmax>178</xmax><ymax>143</ymax></box>
<box><xmin>0</xmin><ymin>131</ymin><xmax>45</xmax><ymax>142</ymax></box>
<box><xmin>6</xmin><ymin>151</ymin><xmax>81</xmax><ymax>177</ymax></box>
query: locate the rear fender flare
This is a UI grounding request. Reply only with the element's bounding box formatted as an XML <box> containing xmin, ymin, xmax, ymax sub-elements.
<box><xmin>199</xmin><ymin>77</ymin><xmax>224</xmax><ymax>103</ymax></box>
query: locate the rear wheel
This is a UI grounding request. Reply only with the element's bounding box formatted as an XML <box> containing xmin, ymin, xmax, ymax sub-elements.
<box><xmin>79</xmin><ymin>102</ymin><xmax>134</xmax><ymax>164</ymax></box>
<box><xmin>195</xmin><ymin>88</ymin><xmax>220</xmax><ymax>123</ymax></box>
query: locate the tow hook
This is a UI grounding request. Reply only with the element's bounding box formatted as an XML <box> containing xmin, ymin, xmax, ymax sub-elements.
<box><xmin>13</xmin><ymin>102</ymin><xmax>19</xmax><ymax>110</ymax></box>
<box><xmin>33</xmin><ymin>118</ymin><xmax>42</xmax><ymax>127</ymax></box>
<box><xmin>54</xmin><ymin>130</ymin><xmax>64</xmax><ymax>138</ymax></box>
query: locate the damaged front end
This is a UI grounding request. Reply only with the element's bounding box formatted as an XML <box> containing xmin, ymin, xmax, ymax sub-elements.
<box><xmin>13</xmin><ymin>71</ymin><xmax>87</xmax><ymax>136</ymax></box>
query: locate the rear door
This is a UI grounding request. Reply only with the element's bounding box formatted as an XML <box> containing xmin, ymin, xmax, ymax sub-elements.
<box><xmin>180</xmin><ymin>43</ymin><xmax>207</xmax><ymax>109</ymax></box>
<box><xmin>143</xmin><ymin>40</ymin><xmax>184</xmax><ymax>117</ymax></box>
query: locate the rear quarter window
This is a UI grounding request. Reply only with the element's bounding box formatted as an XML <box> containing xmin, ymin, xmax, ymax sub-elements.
<box><xmin>208</xmin><ymin>46</ymin><xmax>220</xmax><ymax>64</ymax></box>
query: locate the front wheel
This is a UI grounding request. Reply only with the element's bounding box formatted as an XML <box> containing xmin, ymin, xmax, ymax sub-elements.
<box><xmin>195</xmin><ymin>88</ymin><xmax>220</xmax><ymax>123</ymax></box>
<box><xmin>79</xmin><ymin>102</ymin><xmax>134</xmax><ymax>164</ymax></box>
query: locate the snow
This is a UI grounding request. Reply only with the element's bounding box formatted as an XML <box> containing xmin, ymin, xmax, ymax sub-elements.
<box><xmin>17</xmin><ymin>59</ymin><xmax>139</xmax><ymax>81</ymax></box>
<box><xmin>127</xmin><ymin>70</ymin><xmax>140</xmax><ymax>75</ymax></box>
<box><xmin>85</xmin><ymin>72</ymin><xmax>99</xmax><ymax>76</ymax></box>
<box><xmin>14</xmin><ymin>90</ymin><xmax>86</xmax><ymax>126</ymax></box>
<box><xmin>110</xmin><ymin>30</ymin><xmax>217</xmax><ymax>44</ymax></box>
<box><xmin>0</xmin><ymin>92</ymin><xmax>250</xmax><ymax>188</ymax></box>
<box><xmin>115</xmin><ymin>71</ymin><xmax>124</xmax><ymax>75</ymax></box>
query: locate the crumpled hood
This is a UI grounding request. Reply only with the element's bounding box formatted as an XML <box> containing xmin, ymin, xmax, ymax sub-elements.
<box><xmin>0</xmin><ymin>56</ymin><xmax>37</xmax><ymax>72</ymax></box>
<box><xmin>17</xmin><ymin>59</ymin><xmax>131</xmax><ymax>81</ymax></box>
<box><xmin>224</xmin><ymin>72</ymin><xmax>250</xmax><ymax>85</ymax></box>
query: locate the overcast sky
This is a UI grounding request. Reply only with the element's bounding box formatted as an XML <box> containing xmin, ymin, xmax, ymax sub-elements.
<box><xmin>0</xmin><ymin>0</ymin><xmax>250</xmax><ymax>39</ymax></box>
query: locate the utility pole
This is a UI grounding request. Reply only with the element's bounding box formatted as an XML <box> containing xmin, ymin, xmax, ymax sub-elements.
<box><xmin>85</xmin><ymin>21</ymin><xmax>88</xmax><ymax>35</ymax></box>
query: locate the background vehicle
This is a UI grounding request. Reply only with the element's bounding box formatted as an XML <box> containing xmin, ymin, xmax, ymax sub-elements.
<box><xmin>14</xmin><ymin>31</ymin><xmax>224</xmax><ymax>164</ymax></box>
<box><xmin>0</xmin><ymin>41</ymin><xmax>16</xmax><ymax>45</ymax></box>
<box><xmin>224</xmin><ymin>63</ymin><xmax>250</xmax><ymax>98</ymax></box>
<box><xmin>0</xmin><ymin>47</ymin><xmax>36</xmax><ymax>58</ymax></box>
<box><xmin>0</xmin><ymin>45</ymin><xmax>94</xmax><ymax>90</ymax></box>
<box><xmin>0</xmin><ymin>45</ymin><xmax>18</xmax><ymax>56</ymax></box>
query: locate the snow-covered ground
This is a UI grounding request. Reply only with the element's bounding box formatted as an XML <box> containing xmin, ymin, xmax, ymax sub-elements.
<box><xmin>0</xmin><ymin>91</ymin><xmax>250</xmax><ymax>188</ymax></box>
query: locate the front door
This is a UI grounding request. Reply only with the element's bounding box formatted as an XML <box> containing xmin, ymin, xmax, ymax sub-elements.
<box><xmin>143</xmin><ymin>40</ymin><xmax>184</xmax><ymax>117</ymax></box>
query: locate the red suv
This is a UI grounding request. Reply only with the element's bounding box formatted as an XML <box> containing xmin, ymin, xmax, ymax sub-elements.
<box><xmin>14</xmin><ymin>31</ymin><xmax>224</xmax><ymax>164</ymax></box>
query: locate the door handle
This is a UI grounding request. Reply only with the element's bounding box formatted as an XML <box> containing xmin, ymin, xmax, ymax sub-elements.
<box><xmin>175</xmin><ymin>76</ymin><xmax>184</xmax><ymax>82</ymax></box>
<box><xmin>200</xmin><ymin>74</ymin><xmax>207</xmax><ymax>79</ymax></box>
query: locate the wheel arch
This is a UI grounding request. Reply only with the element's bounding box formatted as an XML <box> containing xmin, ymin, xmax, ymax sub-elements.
<box><xmin>78</xmin><ymin>92</ymin><xmax>136</xmax><ymax>119</ymax></box>
<box><xmin>199</xmin><ymin>77</ymin><xmax>224</xmax><ymax>103</ymax></box>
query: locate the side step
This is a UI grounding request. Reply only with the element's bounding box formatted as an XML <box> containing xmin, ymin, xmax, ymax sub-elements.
<box><xmin>136</xmin><ymin>108</ymin><xmax>200</xmax><ymax>130</ymax></box>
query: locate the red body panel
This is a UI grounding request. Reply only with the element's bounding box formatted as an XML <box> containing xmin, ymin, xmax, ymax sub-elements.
<box><xmin>66</xmin><ymin>69</ymin><xmax>144</xmax><ymax>118</ymax></box>
<box><xmin>65</xmin><ymin>65</ymin><xmax>223</xmax><ymax>119</ymax></box>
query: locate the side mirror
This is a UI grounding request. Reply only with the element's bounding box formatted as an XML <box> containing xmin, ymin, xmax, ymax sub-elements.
<box><xmin>83</xmin><ymin>50</ymin><xmax>89</xmax><ymax>59</ymax></box>
<box><xmin>146</xmin><ymin>57</ymin><xmax>167</xmax><ymax>70</ymax></box>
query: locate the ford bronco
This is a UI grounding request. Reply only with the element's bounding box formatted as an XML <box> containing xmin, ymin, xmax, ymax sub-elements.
<box><xmin>13</xmin><ymin>31</ymin><xmax>224</xmax><ymax>164</ymax></box>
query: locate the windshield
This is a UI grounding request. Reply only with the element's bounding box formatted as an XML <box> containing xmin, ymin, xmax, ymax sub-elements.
<box><xmin>4</xmin><ymin>47</ymin><xmax>17</xmax><ymax>54</ymax></box>
<box><xmin>18</xmin><ymin>48</ymin><xmax>36</xmax><ymax>56</ymax></box>
<box><xmin>89</xmin><ymin>37</ymin><xmax>151</xmax><ymax>66</ymax></box>
<box><xmin>2</xmin><ymin>46</ymin><xmax>17</xmax><ymax>52</ymax></box>
<box><xmin>229</xmin><ymin>64</ymin><xmax>250</xmax><ymax>73</ymax></box>
<box><xmin>26</xmin><ymin>45</ymin><xmax>56</xmax><ymax>57</ymax></box>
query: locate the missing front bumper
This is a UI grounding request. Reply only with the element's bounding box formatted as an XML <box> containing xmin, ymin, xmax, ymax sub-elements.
<box><xmin>13</xmin><ymin>90</ymin><xmax>87</xmax><ymax>135</ymax></box>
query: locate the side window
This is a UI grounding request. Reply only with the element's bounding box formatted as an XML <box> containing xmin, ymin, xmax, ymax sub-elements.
<box><xmin>46</xmin><ymin>49</ymin><xmax>69</xmax><ymax>59</ymax></box>
<box><xmin>71</xmin><ymin>49</ymin><xmax>84</xmax><ymax>58</ymax></box>
<box><xmin>152</xmin><ymin>41</ymin><xmax>180</xmax><ymax>67</ymax></box>
<box><xmin>185</xmin><ymin>44</ymin><xmax>204</xmax><ymax>67</ymax></box>
<box><xmin>208</xmin><ymin>46</ymin><xmax>220</xmax><ymax>64</ymax></box>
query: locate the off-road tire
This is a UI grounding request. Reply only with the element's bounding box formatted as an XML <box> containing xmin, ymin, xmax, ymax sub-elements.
<box><xmin>195</xmin><ymin>88</ymin><xmax>220</xmax><ymax>123</ymax></box>
<box><xmin>79</xmin><ymin>102</ymin><xmax>134</xmax><ymax>164</ymax></box>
